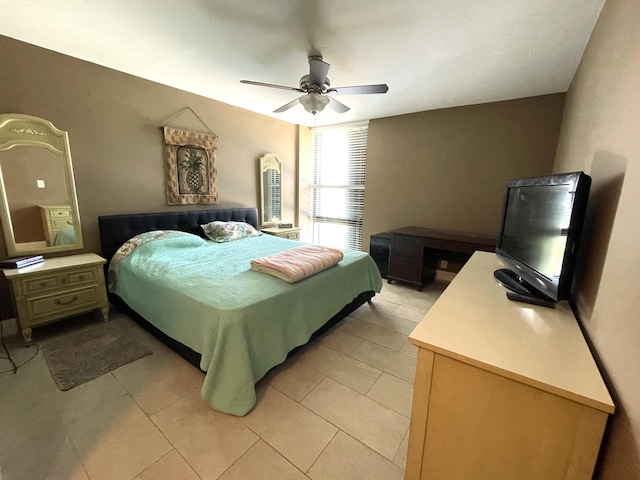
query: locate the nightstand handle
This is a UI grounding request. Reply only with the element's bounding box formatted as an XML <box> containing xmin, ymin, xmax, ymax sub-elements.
<box><xmin>55</xmin><ymin>295</ymin><xmax>78</xmax><ymax>305</ymax></box>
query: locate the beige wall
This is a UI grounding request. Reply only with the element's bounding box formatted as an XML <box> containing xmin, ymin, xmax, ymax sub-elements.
<box><xmin>0</xmin><ymin>35</ymin><xmax>299</xmax><ymax>319</ymax></box>
<box><xmin>362</xmin><ymin>94</ymin><xmax>565</xmax><ymax>251</ymax></box>
<box><xmin>553</xmin><ymin>0</ymin><xmax>640</xmax><ymax>477</ymax></box>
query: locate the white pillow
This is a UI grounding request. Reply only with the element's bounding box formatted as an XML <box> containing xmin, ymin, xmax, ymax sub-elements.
<box><xmin>201</xmin><ymin>221</ymin><xmax>262</xmax><ymax>243</ymax></box>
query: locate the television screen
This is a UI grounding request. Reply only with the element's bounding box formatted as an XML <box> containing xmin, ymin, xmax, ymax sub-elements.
<box><xmin>495</xmin><ymin>171</ymin><xmax>591</xmax><ymax>305</ymax></box>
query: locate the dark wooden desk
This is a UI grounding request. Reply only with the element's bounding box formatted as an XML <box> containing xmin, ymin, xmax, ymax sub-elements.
<box><xmin>387</xmin><ymin>227</ymin><xmax>496</xmax><ymax>290</ymax></box>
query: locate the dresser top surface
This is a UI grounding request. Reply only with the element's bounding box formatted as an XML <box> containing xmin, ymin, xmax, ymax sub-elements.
<box><xmin>410</xmin><ymin>251</ymin><xmax>614</xmax><ymax>413</ymax></box>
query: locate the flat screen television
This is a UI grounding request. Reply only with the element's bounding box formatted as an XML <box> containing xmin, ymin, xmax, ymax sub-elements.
<box><xmin>494</xmin><ymin>171</ymin><xmax>591</xmax><ymax>307</ymax></box>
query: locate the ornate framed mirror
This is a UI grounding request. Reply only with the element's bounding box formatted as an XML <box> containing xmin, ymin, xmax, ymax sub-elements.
<box><xmin>0</xmin><ymin>114</ymin><xmax>83</xmax><ymax>257</ymax></box>
<box><xmin>259</xmin><ymin>153</ymin><xmax>282</xmax><ymax>227</ymax></box>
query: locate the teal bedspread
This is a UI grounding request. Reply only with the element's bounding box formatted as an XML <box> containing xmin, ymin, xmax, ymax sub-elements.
<box><xmin>110</xmin><ymin>232</ymin><xmax>382</xmax><ymax>416</ymax></box>
<box><xmin>53</xmin><ymin>225</ymin><xmax>76</xmax><ymax>246</ymax></box>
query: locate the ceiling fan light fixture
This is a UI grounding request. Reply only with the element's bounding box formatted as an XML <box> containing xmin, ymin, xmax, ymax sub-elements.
<box><xmin>299</xmin><ymin>93</ymin><xmax>330</xmax><ymax>114</ymax></box>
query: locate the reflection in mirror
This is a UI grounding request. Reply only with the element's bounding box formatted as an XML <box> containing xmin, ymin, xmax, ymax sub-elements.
<box><xmin>259</xmin><ymin>153</ymin><xmax>282</xmax><ymax>227</ymax></box>
<box><xmin>263</xmin><ymin>169</ymin><xmax>281</xmax><ymax>221</ymax></box>
<box><xmin>0</xmin><ymin>114</ymin><xmax>83</xmax><ymax>257</ymax></box>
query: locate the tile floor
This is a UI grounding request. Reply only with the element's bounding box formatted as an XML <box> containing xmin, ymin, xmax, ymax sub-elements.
<box><xmin>0</xmin><ymin>279</ymin><xmax>449</xmax><ymax>480</ymax></box>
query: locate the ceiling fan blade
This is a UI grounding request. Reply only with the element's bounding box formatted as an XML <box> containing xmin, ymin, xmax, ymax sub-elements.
<box><xmin>328</xmin><ymin>84</ymin><xmax>389</xmax><ymax>95</ymax></box>
<box><xmin>327</xmin><ymin>97</ymin><xmax>350</xmax><ymax>114</ymax></box>
<box><xmin>273</xmin><ymin>98</ymin><xmax>301</xmax><ymax>113</ymax></box>
<box><xmin>240</xmin><ymin>80</ymin><xmax>302</xmax><ymax>92</ymax></box>
<box><xmin>308</xmin><ymin>57</ymin><xmax>330</xmax><ymax>87</ymax></box>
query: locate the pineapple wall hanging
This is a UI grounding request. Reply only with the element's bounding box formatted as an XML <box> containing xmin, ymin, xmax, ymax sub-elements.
<box><xmin>163</xmin><ymin>124</ymin><xmax>218</xmax><ymax>205</ymax></box>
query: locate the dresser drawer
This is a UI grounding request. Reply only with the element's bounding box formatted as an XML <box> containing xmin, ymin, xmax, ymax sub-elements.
<box><xmin>26</xmin><ymin>286</ymin><xmax>102</xmax><ymax>323</ymax></box>
<box><xmin>21</xmin><ymin>267</ymin><xmax>99</xmax><ymax>295</ymax></box>
<box><xmin>286</xmin><ymin>231</ymin><xmax>300</xmax><ymax>240</ymax></box>
<box><xmin>388</xmin><ymin>255</ymin><xmax>422</xmax><ymax>282</ymax></box>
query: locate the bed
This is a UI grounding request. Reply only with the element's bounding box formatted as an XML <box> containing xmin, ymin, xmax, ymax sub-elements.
<box><xmin>98</xmin><ymin>207</ymin><xmax>382</xmax><ymax>416</ymax></box>
<box><xmin>53</xmin><ymin>225</ymin><xmax>76</xmax><ymax>246</ymax></box>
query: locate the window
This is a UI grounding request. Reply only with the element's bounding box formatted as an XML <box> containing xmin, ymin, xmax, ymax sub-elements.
<box><xmin>309</xmin><ymin>122</ymin><xmax>368</xmax><ymax>251</ymax></box>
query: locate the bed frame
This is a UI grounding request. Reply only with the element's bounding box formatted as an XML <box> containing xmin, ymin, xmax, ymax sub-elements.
<box><xmin>98</xmin><ymin>207</ymin><xmax>374</xmax><ymax>370</ymax></box>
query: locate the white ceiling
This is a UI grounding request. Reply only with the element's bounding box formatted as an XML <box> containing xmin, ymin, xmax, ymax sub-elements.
<box><xmin>2</xmin><ymin>0</ymin><xmax>604</xmax><ymax>127</ymax></box>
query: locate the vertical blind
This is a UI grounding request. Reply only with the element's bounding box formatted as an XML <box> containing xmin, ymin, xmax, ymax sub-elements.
<box><xmin>310</xmin><ymin>122</ymin><xmax>368</xmax><ymax>251</ymax></box>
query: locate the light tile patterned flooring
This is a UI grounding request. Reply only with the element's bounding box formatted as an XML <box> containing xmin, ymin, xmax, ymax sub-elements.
<box><xmin>0</xmin><ymin>279</ymin><xmax>449</xmax><ymax>480</ymax></box>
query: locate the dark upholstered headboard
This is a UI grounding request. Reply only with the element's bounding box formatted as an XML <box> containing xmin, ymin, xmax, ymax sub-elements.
<box><xmin>98</xmin><ymin>207</ymin><xmax>259</xmax><ymax>262</ymax></box>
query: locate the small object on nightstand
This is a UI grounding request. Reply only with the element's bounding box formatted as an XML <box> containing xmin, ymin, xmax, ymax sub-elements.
<box><xmin>0</xmin><ymin>255</ymin><xmax>44</xmax><ymax>269</ymax></box>
<box><xmin>278</xmin><ymin>222</ymin><xmax>293</xmax><ymax>229</ymax></box>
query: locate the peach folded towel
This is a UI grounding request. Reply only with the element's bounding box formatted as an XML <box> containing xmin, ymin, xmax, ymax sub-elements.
<box><xmin>250</xmin><ymin>245</ymin><xmax>344</xmax><ymax>283</ymax></box>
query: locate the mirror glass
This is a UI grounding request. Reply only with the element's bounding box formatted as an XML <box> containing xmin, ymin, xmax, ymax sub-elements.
<box><xmin>0</xmin><ymin>114</ymin><xmax>83</xmax><ymax>257</ymax></box>
<box><xmin>259</xmin><ymin>153</ymin><xmax>282</xmax><ymax>227</ymax></box>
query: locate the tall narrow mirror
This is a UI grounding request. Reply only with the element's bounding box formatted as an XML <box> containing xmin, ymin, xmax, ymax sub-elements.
<box><xmin>259</xmin><ymin>153</ymin><xmax>282</xmax><ymax>227</ymax></box>
<box><xmin>0</xmin><ymin>114</ymin><xmax>83</xmax><ymax>257</ymax></box>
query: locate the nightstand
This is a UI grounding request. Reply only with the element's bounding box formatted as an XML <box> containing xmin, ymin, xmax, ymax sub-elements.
<box><xmin>2</xmin><ymin>253</ymin><xmax>109</xmax><ymax>345</ymax></box>
<box><xmin>261</xmin><ymin>226</ymin><xmax>301</xmax><ymax>241</ymax></box>
<box><xmin>39</xmin><ymin>204</ymin><xmax>72</xmax><ymax>246</ymax></box>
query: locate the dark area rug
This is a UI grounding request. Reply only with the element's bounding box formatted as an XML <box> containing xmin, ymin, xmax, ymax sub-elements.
<box><xmin>43</xmin><ymin>317</ymin><xmax>153</xmax><ymax>391</ymax></box>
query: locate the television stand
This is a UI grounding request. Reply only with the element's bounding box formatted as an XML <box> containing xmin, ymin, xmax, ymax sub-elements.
<box><xmin>406</xmin><ymin>252</ymin><xmax>614</xmax><ymax>479</ymax></box>
<box><xmin>494</xmin><ymin>268</ymin><xmax>556</xmax><ymax>308</ymax></box>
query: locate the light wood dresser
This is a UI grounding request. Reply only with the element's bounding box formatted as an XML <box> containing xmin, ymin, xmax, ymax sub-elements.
<box><xmin>406</xmin><ymin>251</ymin><xmax>614</xmax><ymax>480</ymax></box>
<box><xmin>39</xmin><ymin>204</ymin><xmax>72</xmax><ymax>246</ymax></box>
<box><xmin>2</xmin><ymin>253</ymin><xmax>109</xmax><ymax>345</ymax></box>
<box><xmin>261</xmin><ymin>226</ymin><xmax>301</xmax><ymax>240</ymax></box>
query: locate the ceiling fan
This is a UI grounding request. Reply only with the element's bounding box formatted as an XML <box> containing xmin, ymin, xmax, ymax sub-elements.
<box><xmin>240</xmin><ymin>56</ymin><xmax>389</xmax><ymax>115</ymax></box>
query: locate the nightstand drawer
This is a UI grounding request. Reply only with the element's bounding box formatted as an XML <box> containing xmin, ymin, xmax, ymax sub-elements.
<box><xmin>26</xmin><ymin>286</ymin><xmax>102</xmax><ymax>321</ymax></box>
<box><xmin>47</xmin><ymin>208</ymin><xmax>71</xmax><ymax>218</ymax></box>
<box><xmin>51</xmin><ymin>218</ymin><xmax>72</xmax><ymax>229</ymax></box>
<box><xmin>22</xmin><ymin>267</ymin><xmax>98</xmax><ymax>294</ymax></box>
<box><xmin>286</xmin><ymin>231</ymin><xmax>300</xmax><ymax>240</ymax></box>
